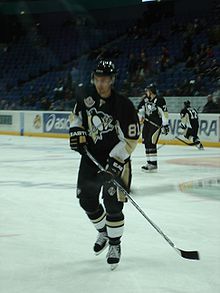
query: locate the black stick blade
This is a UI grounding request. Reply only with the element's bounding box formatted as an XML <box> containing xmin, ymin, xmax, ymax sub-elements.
<box><xmin>178</xmin><ymin>249</ymin><xmax>200</xmax><ymax>260</ymax></box>
<box><xmin>175</xmin><ymin>136</ymin><xmax>197</xmax><ymax>146</ymax></box>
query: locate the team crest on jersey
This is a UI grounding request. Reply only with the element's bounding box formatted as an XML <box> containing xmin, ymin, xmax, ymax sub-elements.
<box><xmin>87</xmin><ymin>108</ymin><xmax>115</xmax><ymax>143</ymax></box>
<box><xmin>84</xmin><ymin>96</ymin><xmax>95</xmax><ymax>108</ymax></box>
<box><xmin>145</xmin><ymin>101</ymin><xmax>157</xmax><ymax>116</ymax></box>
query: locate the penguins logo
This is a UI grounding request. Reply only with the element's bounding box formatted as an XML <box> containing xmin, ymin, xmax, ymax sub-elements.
<box><xmin>88</xmin><ymin>108</ymin><xmax>115</xmax><ymax>143</ymax></box>
<box><xmin>145</xmin><ymin>101</ymin><xmax>157</xmax><ymax>116</ymax></box>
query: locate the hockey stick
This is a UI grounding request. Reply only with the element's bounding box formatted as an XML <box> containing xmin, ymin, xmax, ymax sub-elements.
<box><xmin>175</xmin><ymin>136</ymin><xmax>199</xmax><ymax>146</ymax></box>
<box><xmin>145</xmin><ymin>118</ymin><xmax>161</xmax><ymax>128</ymax></box>
<box><xmin>157</xmin><ymin>143</ymin><xmax>166</xmax><ymax>150</ymax></box>
<box><xmin>146</xmin><ymin>120</ymin><xmax>199</xmax><ymax>149</ymax></box>
<box><xmin>84</xmin><ymin>147</ymin><xmax>200</xmax><ymax>260</ymax></box>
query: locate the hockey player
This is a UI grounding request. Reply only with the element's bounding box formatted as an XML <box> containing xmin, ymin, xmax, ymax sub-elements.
<box><xmin>180</xmin><ymin>100</ymin><xmax>204</xmax><ymax>149</ymax></box>
<box><xmin>69</xmin><ymin>60</ymin><xmax>140</xmax><ymax>269</ymax></box>
<box><xmin>138</xmin><ymin>83</ymin><xmax>169</xmax><ymax>172</ymax></box>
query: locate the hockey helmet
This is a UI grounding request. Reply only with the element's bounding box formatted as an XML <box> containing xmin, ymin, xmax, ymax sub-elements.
<box><xmin>91</xmin><ymin>60</ymin><xmax>116</xmax><ymax>84</ymax></box>
<box><xmin>184</xmin><ymin>100</ymin><xmax>191</xmax><ymax>108</ymax></box>
<box><xmin>93</xmin><ymin>60</ymin><xmax>116</xmax><ymax>76</ymax></box>
<box><xmin>145</xmin><ymin>83</ymin><xmax>157</xmax><ymax>95</ymax></box>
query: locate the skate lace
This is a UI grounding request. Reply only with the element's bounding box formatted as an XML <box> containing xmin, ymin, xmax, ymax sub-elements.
<box><xmin>96</xmin><ymin>232</ymin><xmax>107</xmax><ymax>246</ymax></box>
<box><xmin>107</xmin><ymin>245</ymin><xmax>120</xmax><ymax>259</ymax></box>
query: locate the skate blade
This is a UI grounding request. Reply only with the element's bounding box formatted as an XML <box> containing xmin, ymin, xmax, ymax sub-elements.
<box><xmin>196</xmin><ymin>147</ymin><xmax>204</xmax><ymax>150</ymax></box>
<box><xmin>198</xmin><ymin>147</ymin><xmax>204</xmax><ymax>150</ymax></box>
<box><xmin>141</xmin><ymin>169</ymin><xmax>158</xmax><ymax>173</ymax></box>
<box><xmin>94</xmin><ymin>242</ymin><xmax>109</xmax><ymax>256</ymax></box>
<box><xmin>110</xmin><ymin>263</ymin><xmax>118</xmax><ymax>270</ymax></box>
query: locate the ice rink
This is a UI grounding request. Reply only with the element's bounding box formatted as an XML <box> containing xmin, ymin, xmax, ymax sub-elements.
<box><xmin>0</xmin><ymin>135</ymin><xmax>220</xmax><ymax>293</ymax></box>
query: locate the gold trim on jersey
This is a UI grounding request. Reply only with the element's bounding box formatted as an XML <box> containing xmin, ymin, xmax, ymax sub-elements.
<box><xmin>116</xmin><ymin>161</ymin><xmax>131</xmax><ymax>202</ymax></box>
<box><xmin>125</xmin><ymin>138</ymin><xmax>138</xmax><ymax>156</ymax></box>
<box><xmin>152</xmin><ymin>128</ymin><xmax>161</xmax><ymax>144</ymax></box>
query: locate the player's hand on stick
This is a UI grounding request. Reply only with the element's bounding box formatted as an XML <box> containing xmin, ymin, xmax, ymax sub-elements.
<box><xmin>180</xmin><ymin>123</ymin><xmax>187</xmax><ymax>130</ymax></box>
<box><xmin>162</xmin><ymin>125</ymin><xmax>169</xmax><ymax>135</ymax></box>
<box><xmin>99</xmin><ymin>157</ymin><xmax>124</xmax><ymax>183</ymax></box>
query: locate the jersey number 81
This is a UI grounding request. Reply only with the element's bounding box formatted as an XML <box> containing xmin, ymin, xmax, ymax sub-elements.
<box><xmin>128</xmin><ymin>123</ymin><xmax>140</xmax><ymax>138</ymax></box>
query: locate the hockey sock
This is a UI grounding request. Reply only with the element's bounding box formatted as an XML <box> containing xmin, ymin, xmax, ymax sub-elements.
<box><xmin>86</xmin><ymin>204</ymin><xmax>106</xmax><ymax>231</ymax></box>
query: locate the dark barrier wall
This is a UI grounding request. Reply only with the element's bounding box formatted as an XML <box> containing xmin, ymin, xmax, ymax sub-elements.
<box><xmin>0</xmin><ymin>0</ymin><xmax>213</xmax><ymax>15</ymax></box>
<box><xmin>175</xmin><ymin>0</ymin><xmax>213</xmax><ymax>17</ymax></box>
<box><xmin>1</xmin><ymin>0</ymin><xmax>140</xmax><ymax>14</ymax></box>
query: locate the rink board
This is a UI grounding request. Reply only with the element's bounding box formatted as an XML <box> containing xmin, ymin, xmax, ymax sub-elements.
<box><xmin>0</xmin><ymin>110</ymin><xmax>220</xmax><ymax>147</ymax></box>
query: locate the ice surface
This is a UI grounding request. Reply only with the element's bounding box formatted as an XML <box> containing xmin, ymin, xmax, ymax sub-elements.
<box><xmin>0</xmin><ymin>135</ymin><xmax>220</xmax><ymax>293</ymax></box>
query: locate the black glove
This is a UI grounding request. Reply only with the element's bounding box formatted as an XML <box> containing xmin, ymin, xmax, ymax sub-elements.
<box><xmin>99</xmin><ymin>157</ymin><xmax>124</xmax><ymax>183</ymax></box>
<box><xmin>69</xmin><ymin>126</ymin><xmax>87</xmax><ymax>154</ymax></box>
<box><xmin>162</xmin><ymin>125</ymin><xmax>169</xmax><ymax>135</ymax></box>
<box><xmin>180</xmin><ymin>123</ymin><xmax>187</xmax><ymax>130</ymax></box>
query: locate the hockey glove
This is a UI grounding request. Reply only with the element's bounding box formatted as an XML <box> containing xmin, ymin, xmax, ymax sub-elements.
<box><xmin>69</xmin><ymin>126</ymin><xmax>87</xmax><ymax>154</ymax></box>
<box><xmin>180</xmin><ymin>123</ymin><xmax>187</xmax><ymax>130</ymax></box>
<box><xmin>99</xmin><ymin>157</ymin><xmax>124</xmax><ymax>183</ymax></box>
<box><xmin>162</xmin><ymin>125</ymin><xmax>169</xmax><ymax>135</ymax></box>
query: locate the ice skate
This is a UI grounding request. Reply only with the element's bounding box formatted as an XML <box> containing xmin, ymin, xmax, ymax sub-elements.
<box><xmin>193</xmin><ymin>138</ymin><xmax>204</xmax><ymax>150</ymax></box>
<box><xmin>196</xmin><ymin>143</ymin><xmax>204</xmax><ymax>150</ymax></box>
<box><xmin>141</xmin><ymin>163</ymin><xmax>157</xmax><ymax>173</ymax></box>
<box><xmin>93</xmin><ymin>231</ymin><xmax>108</xmax><ymax>255</ymax></box>
<box><xmin>106</xmin><ymin>244</ymin><xmax>121</xmax><ymax>270</ymax></box>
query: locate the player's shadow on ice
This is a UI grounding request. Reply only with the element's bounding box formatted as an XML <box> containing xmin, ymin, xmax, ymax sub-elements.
<box><xmin>70</xmin><ymin>255</ymin><xmax>165</xmax><ymax>274</ymax></box>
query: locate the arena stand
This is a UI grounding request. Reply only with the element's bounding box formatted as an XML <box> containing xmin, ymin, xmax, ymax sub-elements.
<box><xmin>1</xmin><ymin>5</ymin><xmax>219</xmax><ymax>111</ymax></box>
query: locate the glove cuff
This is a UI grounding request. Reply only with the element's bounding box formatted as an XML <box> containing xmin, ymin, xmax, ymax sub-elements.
<box><xmin>69</xmin><ymin>126</ymin><xmax>87</xmax><ymax>154</ymax></box>
<box><xmin>69</xmin><ymin>126</ymin><xmax>87</xmax><ymax>137</ymax></box>
<box><xmin>108</xmin><ymin>157</ymin><xmax>124</xmax><ymax>174</ymax></box>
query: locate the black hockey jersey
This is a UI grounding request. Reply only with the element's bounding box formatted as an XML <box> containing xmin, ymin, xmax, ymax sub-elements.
<box><xmin>137</xmin><ymin>95</ymin><xmax>168</xmax><ymax>126</ymax></box>
<box><xmin>180</xmin><ymin>107</ymin><xmax>199</xmax><ymax>129</ymax></box>
<box><xmin>70</xmin><ymin>86</ymin><xmax>140</xmax><ymax>162</ymax></box>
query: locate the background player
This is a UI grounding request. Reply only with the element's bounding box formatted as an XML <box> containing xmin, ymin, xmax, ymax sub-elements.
<box><xmin>69</xmin><ymin>60</ymin><xmax>140</xmax><ymax>269</ymax></box>
<box><xmin>137</xmin><ymin>83</ymin><xmax>169</xmax><ymax>172</ymax></box>
<box><xmin>180</xmin><ymin>100</ymin><xmax>204</xmax><ymax>150</ymax></box>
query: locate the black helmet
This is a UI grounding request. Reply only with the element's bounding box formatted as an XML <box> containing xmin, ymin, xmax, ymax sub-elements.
<box><xmin>184</xmin><ymin>100</ymin><xmax>191</xmax><ymax>108</ymax></box>
<box><xmin>93</xmin><ymin>60</ymin><xmax>116</xmax><ymax>76</ymax></box>
<box><xmin>145</xmin><ymin>83</ymin><xmax>157</xmax><ymax>95</ymax></box>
